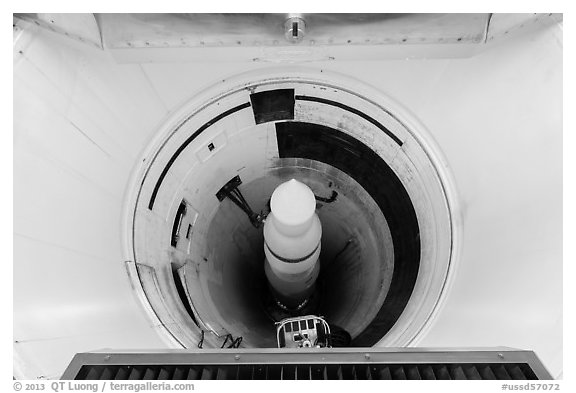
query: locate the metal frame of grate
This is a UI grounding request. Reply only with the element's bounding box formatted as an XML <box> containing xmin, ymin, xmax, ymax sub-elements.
<box><xmin>61</xmin><ymin>348</ymin><xmax>553</xmax><ymax>380</ymax></box>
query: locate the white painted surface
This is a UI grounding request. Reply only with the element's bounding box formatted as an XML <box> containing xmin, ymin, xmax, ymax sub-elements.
<box><xmin>13</xmin><ymin>17</ymin><xmax>562</xmax><ymax>379</ymax></box>
<box><xmin>264</xmin><ymin>179</ymin><xmax>322</xmax><ymax>306</ymax></box>
<box><xmin>13</xmin><ymin>28</ymin><xmax>171</xmax><ymax>380</ymax></box>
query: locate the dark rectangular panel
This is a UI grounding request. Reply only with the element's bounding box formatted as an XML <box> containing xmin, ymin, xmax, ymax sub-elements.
<box><xmin>250</xmin><ymin>89</ymin><xmax>295</xmax><ymax>124</ymax></box>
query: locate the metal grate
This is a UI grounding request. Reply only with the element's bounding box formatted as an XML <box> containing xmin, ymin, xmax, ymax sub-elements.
<box><xmin>73</xmin><ymin>362</ymin><xmax>540</xmax><ymax>380</ymax></box>
<box><xmin>62</xmin><ymin>348</ymin><xmax>553</xmax><ymax>380</ymax></box>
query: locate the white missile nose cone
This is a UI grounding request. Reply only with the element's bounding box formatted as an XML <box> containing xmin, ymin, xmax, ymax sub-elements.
<box><xmin>270</xmin><ymin>179</ymin><xmax>316</xmax><ymax>227</ymax></box>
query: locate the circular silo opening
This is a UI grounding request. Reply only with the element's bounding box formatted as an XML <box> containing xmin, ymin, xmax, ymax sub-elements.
<box><xmin>124</xmin><ymin>68</ymin><xmax>459</xmax><ymax>349</ymax></box>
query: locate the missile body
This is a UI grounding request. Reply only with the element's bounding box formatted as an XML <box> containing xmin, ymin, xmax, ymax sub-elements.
<box><xmin>264</xmin><ymin>179</ymin><xmax>322</xmax><ymax>309</ymax></box>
